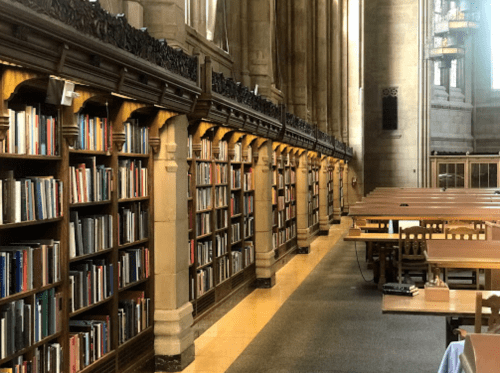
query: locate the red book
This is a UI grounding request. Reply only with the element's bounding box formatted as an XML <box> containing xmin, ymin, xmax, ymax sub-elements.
<box><xmin>46</xmin><ymin>117</ymin><xmax>51</xmax><ymax>156</ymax></box>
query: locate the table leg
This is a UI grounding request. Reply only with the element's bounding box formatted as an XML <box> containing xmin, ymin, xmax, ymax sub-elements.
<box><xmin>485</xmin><ymin>269</ymin><xmax>500</xmax><ymax>290</ymax></box>
<box><xmin>445</xmin><ymin>317</ymin><xmax>462</xmax><ymax>346</ymax></box>
<box><xmin>378</xmin><ymin>245</ymin><xmax>386</xmax><ymax>290</ymax></box>
<box><xmin>366</xmin><ymin>241</ymin><xmax>373</xmax><ymax>269</ymax></box>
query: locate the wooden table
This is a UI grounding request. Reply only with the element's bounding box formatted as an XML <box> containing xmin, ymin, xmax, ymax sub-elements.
<box><xmin>426</xmin><ymin>240</ymin><xmax>500</xmax><ymax>290</ymax></box>
<box><xmin>344</xmin><ymin>233</ymin><xmax>486</xmax><ymax>288</ymax></box>
<box><xmin>382</xmin><ymin>290</ymin><xmax>500</xmax><ymax>345</ymax></box>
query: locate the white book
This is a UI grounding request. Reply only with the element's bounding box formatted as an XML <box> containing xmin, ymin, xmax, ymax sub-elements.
<box><xmin>0</xmin><ymin>315</ymin><xmax>5</xmax><ymax>359</ymax></box>
<box><xmin>69</xmin><ymin>222</ymin><xmax>76</xmax><ymax>258</ymax></box>
<box><xmin>14</xmin><ymin>180</ymin><xmax>21</xmax><ymax>222</ymax></box>
<box><xmin>8</xmin><ymin>109</ymin><xmax>15</xmax><ymax>154</ymax></box>
<box><xmin>16</xmin><ymin>111</ymin><xmax>26</xmax><ymax>154</ymax></box>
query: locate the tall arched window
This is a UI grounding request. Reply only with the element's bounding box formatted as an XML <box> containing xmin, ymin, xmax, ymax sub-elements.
<box><xmin>492</xmin><ymin>0</ymin><xmax>500</xmax><ymax>89</ymax></box>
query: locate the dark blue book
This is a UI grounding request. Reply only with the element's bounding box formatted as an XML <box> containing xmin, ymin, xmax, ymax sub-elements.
<box><xmin>0</xmin><ymin>253</ymin><xmax>5</xmax><ymax>298</ymax></box>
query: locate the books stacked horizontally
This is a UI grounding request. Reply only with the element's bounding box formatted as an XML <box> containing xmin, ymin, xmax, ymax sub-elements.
<box><xmin>382</xmin><ymin>282</ymin><xmax>419</xmax><ymax>297</ymax></box>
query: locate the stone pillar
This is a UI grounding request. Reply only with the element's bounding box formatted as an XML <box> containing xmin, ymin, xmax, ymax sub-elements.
<box><xmin>142</xmin><ymin>0</ymin><xmax>187</xmax><ymax>50</ymax></box>
<box><xmin>318</xmin><ymin>156</ymin><xmax>330</xmax><ymax>234</ymax></box>
<box><xmin>296</xmin><ymin>151</ymin><xmax>311</xmax><ymax>253</ymax></box>
<box><xmin>330</xmin><ymin>0</ymin><xmax>342</xmax><ymax>138</ymax></box>
<box><xmin>316</xmin><ymin>0</ymin><xmax>328</xmax><ymax>133</ymax></box>
<box><xmin>124</xmin><ymin>1</ymin><xmax>144</xmax><ymax>29</ymax></box>
<box><xmin>253</xmin><ymin>141</ymin><xmax>276</xmax><ymax>288</ymax></box>
<box><xmin>154</xmin><ymin>114</ymin><xmax>194</xmax><ymax>372</ymax></box>
<box><xmin>248</xmin><ymin>0</ymin><xmax>272</xmax><ymax>97</ymax></box>
<box><xmin>332</xmin><ymin>160</ymin><xmax>341</xmax><ymax>223</ymax></box>
<box><xmin>292</xmin><ymin>0</ymin><xmax>308</xmax><ymax>119</ymax></box>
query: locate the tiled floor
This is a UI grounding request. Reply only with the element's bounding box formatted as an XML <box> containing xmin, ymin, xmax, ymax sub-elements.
<box><xmin>181</xmin><ymin>218</ymin><xmax>352</xmax><ymax>373</ymax></box>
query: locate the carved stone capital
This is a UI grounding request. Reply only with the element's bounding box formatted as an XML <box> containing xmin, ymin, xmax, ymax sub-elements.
<box><xmin>192</xmin><ymin>143</ymin><xmax>202</xmax><ymax>159</ymax></box>
<box><xmin>149</xmin><ymin>136</ymin><xmax>161</xmax><ymax>154</ymax></box>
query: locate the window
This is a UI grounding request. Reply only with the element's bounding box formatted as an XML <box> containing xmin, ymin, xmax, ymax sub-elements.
<box><xmin>185</xmin><ymin>0</ymin><xmax>192</xmax><ymax>26</ymax></box>
<box><xmin>438</xmin><ymin>163</ymin><xmax>465</xmax><ymax>188</ymax></box>
<box><xmin>493</xmin><ymin>0</ymin><xmax>500</xmax><ymax>89</ymax></box>
<box><xmin>382</xmin><ymin>87</ymin><xmax>398</xmax><ymax>130</ymax></box>
<box><xmin>471</xmin><ymin>163</ymin><xmax>498</xmax><ymax>188</ymax></box>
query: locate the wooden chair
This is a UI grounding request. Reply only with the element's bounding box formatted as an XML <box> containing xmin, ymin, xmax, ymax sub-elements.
<box><xmin>421</xmin><ymin>220</ymin><xmax>444</xmax><ymax>233</ymax></box>
<box><xmin>397</xmin><ymin>226</ymin><xmax>432</xmax><ymax>284</ymax></box>
<box><xmin>455</xmin><ymin>292</ymin><xmax>500</xmax><ymax>340</ymax></box>
<box><xmin>444</xmin><ymin>227</ymin><xmax>482</xmax><ymax>289</ymax></box>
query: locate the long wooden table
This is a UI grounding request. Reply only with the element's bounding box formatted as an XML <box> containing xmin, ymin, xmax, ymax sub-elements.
<box><xmin>382</xmin><ymin>290</ymin><xmax>500</xmax><ymax>345</ymax></box>
<box><xmin>426</xmin><ymin>240</ymin><xmax>500</xmax><ymax>290</ymax></box>
<box><xmin>344</xmin><ymin>233</ymin><xmax>486</xmax><ymax>288</ymax></box>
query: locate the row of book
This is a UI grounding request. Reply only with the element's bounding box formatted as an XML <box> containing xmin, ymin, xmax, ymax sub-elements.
<box><xmin>230</xmin><ymin>166</ymin><xmax>241</xmax><ymax>189</ymax></box>
<box><xmin>217</xmin><ymin>256</ymin><xmax>230</xmax><ymax>284</ymax></box>
<box><xmin>197</xmin><ymin>138</ymin><xmax>211</xmax><ymax>160</ymax></box>
<box><xmin>243</xmin><ymin>170</ymin><xmax>253</xmax><ymax>191</ymax></box>
<box><xmin>215</xmin><ymin>232</ymin><xmax>228</xmax><ymax>257</ymax></box>
<box><xmin>196</xmin><ymin>266</ymin><xmax>213</xmax><ymax>297</ymax></box>
<box><xmin>75</xmin><ymin>114</ymin><xmax>112</xmax><ymax>152</ymax></box>
<box><xmin>118</xmin><ymin>203</ymin><xmax>149</xmax><ymax>245</ymax></box>
<box><xmin>285</xmin><ymin>186</ymin><xmax>295</xmax><ymax>203</ymax></box>
<box><xmin>214</xmin><ymin>186</ymin><xmax>227</xmax><ymax>208</ymax></box>
<box><xmin>118</xmin><ymin>291</ymin><xmax>150</xmax><ymax>344</ymax></box>
<box><xmin>276</xmin><ymin>173</ymin><xmax>284</xmax><ymax>189</ymax></box>
<box><xmin>230</xmin><ymin>194</ymin><xmax>240</xmax><ymax>216</ymax></box>
<box><xmin>69</xmin><ymin>315</ymin><xmax>111</xmax><ymax>372</ymax></box>
<box><xmin>0</xmin><ymin>289</ymin><xmax>62</xmax><ymax>359</ymax></box>
<box><xmin>276</xmin><ymin>210</ymin><xmax>285</xmax><ymax>228</ymax></box>
<box><xmin>196</xmin><ymin>162</ymin><xmax>212</xmax><ymax>185</ymax></box>
<box><xmin>69</xmin><ymin>259</ymin><xmax>114</xmax><ymax>312</ymax></box>
<box><xmin>308</xmin><ymin>210</ymin><xmax>319</xmax><ymax>227</ymax></box>
<box><xmin>284</xmin><ymin>169</ymin><xmax>296</xmax><ymax>184</ymax></box>
<box><xmin>121</xmin><ymin>119</ymin><xmax>149</xmax><ymax>154</ymax></box>
<box><xmin>69</xmin><ymin>158</ymin><xmax>112</xmax><ymax>204</ymax></box>
<box><xmin>214</xmin><ymin>164</ymin><xmax>227</xmax><ymax>184</ymax></box>
<box><xmin>1</xmin><ymin>107</ymin><xmax>58</xmax><ymax>156</ymax></box>
<box><xmin>196</xmin><ymin>240</ymin><xmax>213</xmax><ymax>267</ymax></box>
<box><xmin>231</xmin><ymin>243</ymin><xmax>254</xmax><ymax>274</ymax></box>
<box><xmin>231</xmin><ymin>222</ymin><xmax>241</xmax><ymax>244</ymax></box>
<box><xmin>0</xmin><ymin>343</ymin><xmax>62</xmax><ymax>373</ymax></box>
<box><xmin>276</xmin><ymin>195</ymin><xmax>286</xmax><ymax>211</ymax></box>
<box><xmin>196</xmin><ymin>187</ymin><xmax>212</xmax><ymax>211</ymax></box>
<box><xmin>0</xmin><ymin>173</ymin><xmax>63</xmax><ymax>224</ymax></box>
<box><xmin>0</xmin><ymin>239</ymin><xmax>61</xmax><ymax>298</ymax></box>
<box><xmin>243</xmin><ymin>195</ymin><xmax>253</xmax><ymax>215</ymax></box>
<box><xmin>308</xmin><ymin>169</ymin><xmax>319</xmax><ymax>184</ymax></box>
<box><xmin>187</xmin><ymin>135</ymin><xmax>193</xmax><ymax>159</ymax></box>
<box><xmin>285</xmin><ymin>204</ymin><xmax>296</xmax><ymax>221</ymax></box>
<box><xmin>275</xmin><ymin>223</ymin><xmax>296</xmax><ymax>247</ymax></box>
<box><xmin>69</xmin><ymin>212</ymin><xmax>113</xmax><ymax>258</ymax></box>
<box><xmin>215</xmin><ymin>209</ymin><xmax>228</xmax><ymax>230</ymax></box>
<box><xmin>118</xmin><ymin>247</ymin><xmax>150</xmax><ymax>288</ymax></box>
<box><xmin>244</xmin><ymin>217</ymin><xmax>254</xmax><ymax>238</ymax></box>
<box><xmin>217</xmin><ymin>141</ymin><xmax>227</xmax><ymax>162</ymax></box>
<box><xmin>196</xmin><ymin>212</ymin><xmax>211</xmax><ymax>237</ymax></box>
<box><xmin>233</xmin><ymin>143</ymin><xmax>242</xmax><ymax>162</ymax></box>
<box><xmin>118</xmin><ymin>159</ymin><xmax>148</xmax><ymax>199</ymax></box>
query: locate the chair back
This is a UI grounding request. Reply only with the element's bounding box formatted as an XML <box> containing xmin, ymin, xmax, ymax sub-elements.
<box><xmin>474</xmin><ymin>291</ymin><xmax>500</xmax><ymax>334</ymax></box>
<box><xmin>399</xmin><ymin>226</ymin><xmax>432</xmax><ymax>261</ymax></box>
<box><xmin>445</xmin><ymin>227</ymin><xmax>481</xmax><ymax>240</ymax></box>
<box><xmin>421</xmin><ymin>220</ymin><xmax>444</xmax><ymax>233</ymax></box>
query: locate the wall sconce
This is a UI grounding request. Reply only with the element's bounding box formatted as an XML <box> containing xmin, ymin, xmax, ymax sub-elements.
<box><xmin>351</xmin><ymin>177</ymin><xmax>357</xmax><ymax>187</ymax></box>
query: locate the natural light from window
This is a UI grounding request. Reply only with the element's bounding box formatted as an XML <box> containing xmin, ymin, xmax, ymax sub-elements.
<box><xmin>493</xmin><ymin>1</ymin><xmax>500</xmax><ymax>88</ymax></box>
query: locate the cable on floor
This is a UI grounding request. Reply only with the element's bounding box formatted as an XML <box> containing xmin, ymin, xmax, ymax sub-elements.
<box><xmin>354</xmin><ymin>241</ymin><xmax>375</xmax><ymax>283</ymax></box>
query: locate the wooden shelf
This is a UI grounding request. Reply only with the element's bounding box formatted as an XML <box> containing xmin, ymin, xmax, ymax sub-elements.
<box><xmin>69</xmin><ymin>248</ymin><xmax>113</xmax><ymax>263</ymax></box>
<box><xmin>69</xmin><ymin>296</ymin><xmax>114</xmax><ymax>318</ymax></box>
<box><xmin>70</xmin><ymin>200</ymin><xmax>112</xmax><ymax>208</ymax></box>
<box><xmin>0</xmin><ymin>217</ymin><xmax>63</xmax><ymax>230</ymax></box>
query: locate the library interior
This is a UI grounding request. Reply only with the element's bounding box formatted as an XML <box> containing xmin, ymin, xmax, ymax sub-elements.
<box><xmin>1</xmin><ymin>0</ymin><xmax>500</xmax><ymax>372</ymax></box>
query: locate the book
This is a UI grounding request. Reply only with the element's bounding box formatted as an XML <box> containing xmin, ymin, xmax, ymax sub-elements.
<box><xmin>382</xmin><ymin>282</ymin><xmax>417</xmax><ymax>291</ymax></box>
<box><xmin>382</xmin><ymin>288</ymin><xmax>419</xmax><ymax>296</ymax></box>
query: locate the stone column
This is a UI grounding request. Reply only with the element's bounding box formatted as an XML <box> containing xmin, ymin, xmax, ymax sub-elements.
<box><xmin>142</xmin><ymin>0</ymin><xmax>187</xmax><ymax>50</ymax></box>
<box><xmin>292</xmin><ymin>0</ymin><xmax>308</xmax><ymax>119</ymax></box>
<box><xmin>330</xmin><ymin>0</ymin><xmax>342</xmax><ymax>138</ymax></box>
<box><xmin>248</xmin><ymin>0</ymin><xmax>272</xmax><ymax>97</ymax></box>
<box><xmin>316</xmin><ymin>0</ymin><xmax>328</xmax><ymax>133</ymax></box>
<box><xmin>154</xmin><ymin>114</ymin><xmax>194</xmax><ymax>372</ymax></box>
<box><xmin>318</xmin><ymin>156</ymin><xmax>330</xmax><ymax>234</ymax></box>
<box><xmin>253</xmin><ymin>140</ymin><xmax>276</xmax><ymax>288</ymax></box>
<box><xmin>296</xmin><ymin>151</ymin><xmax>311</xmax><ymax>253</ymax></box>
<box><xmin>332</xmin><ymin>160</ymin><xmax>341</xmax><ymax>223</ymax></box>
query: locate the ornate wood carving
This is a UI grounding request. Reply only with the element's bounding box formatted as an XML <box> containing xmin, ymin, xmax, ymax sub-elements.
<box><xmin>212</xmin><ymin>72</ymin><xmax>281</xmax><ymax>121</ymax></box>
<box><xmin>285</xmin><ymin>113</ymin><xmax>314</xmax><ymax>137</ymax></box>
<box><xmin>149</xmin><ymin>136</ymin><xmax>160</xmax><ymax>154</ymax></box>
<box><xmin>12</xmin><ymin>0</ymin><xmax>198</xmax><ymax>82</ymax></box>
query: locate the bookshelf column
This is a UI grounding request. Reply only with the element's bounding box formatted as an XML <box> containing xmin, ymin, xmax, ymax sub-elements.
<box><xmin>333</xmin><ymin>160</ymin><xmax>342</xmax><ymax>223</ymax></box>
<box><xmin>253</xmin><ymin>140</ymin><xmax>276</xmax><ymax>288</ymax></box>
<box><xmin>153</xmin><ymin>114</ymin><xmax>194</xmax><ymax>371</ymax></box>
<box><xmin>318</xmin><ymin>156</ymin><xmax>330</xmax><ymax>235</ymax></box>
<box><xmin>343</xmin><ymin>162</ymin><xmax>349</xmax><ymax>213</ymax></box>
<box><xmin>296</xmin><ymin>151</ymin><xmax>310</xmax><ymax>254</ymax></box>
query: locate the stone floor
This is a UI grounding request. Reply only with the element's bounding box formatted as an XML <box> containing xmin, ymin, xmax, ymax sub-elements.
<box><xmin>181</xmin><ymin>218</ymin><xmax>448</xmax><ymax>373</ymax></box>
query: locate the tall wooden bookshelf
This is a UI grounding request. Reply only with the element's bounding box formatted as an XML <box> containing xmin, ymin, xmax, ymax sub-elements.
<box><xmin>0</xmin><ymin>69</ymin><xmax>155</xmax><ymax>373</ymax></box>
<box><xmin>272</xmin><ymin>145</ymin><xmax>297</xmax><ymax>260</ymax></box>
<box><xmin>307</xmin><ymin>156</ymin><xmax>320</xmax><ymax>236</ymax></box>
<box><xmin>187</xmin><ymin>123</ymin><xmax>255</xmax><ymax>319</ymax></box>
